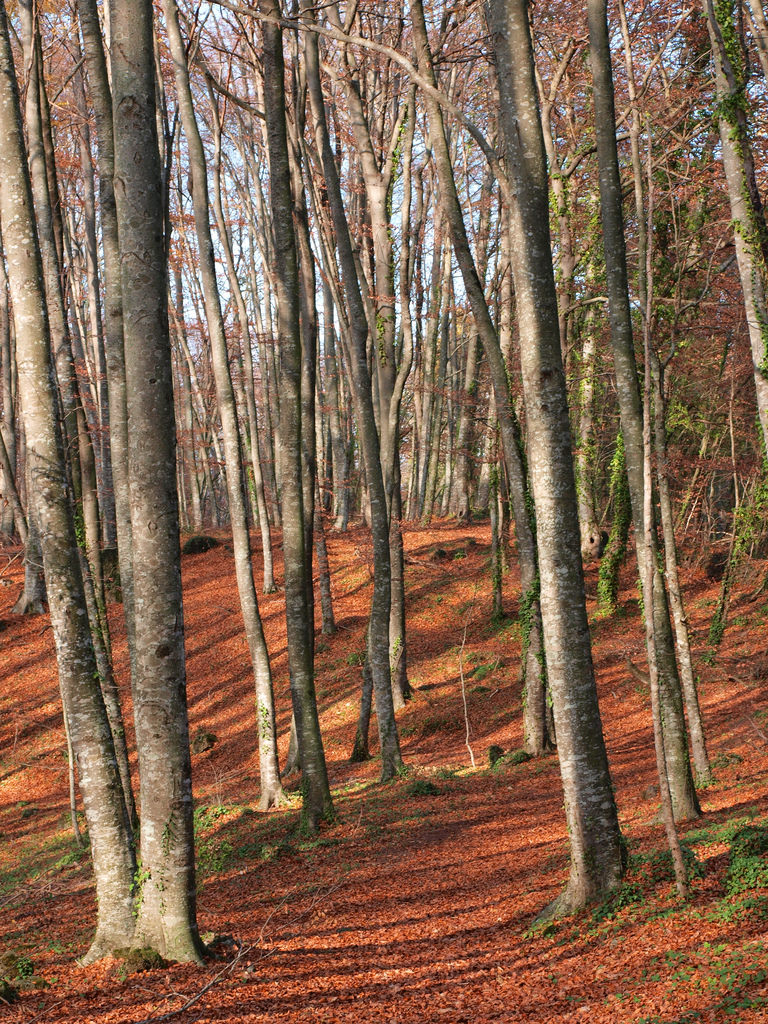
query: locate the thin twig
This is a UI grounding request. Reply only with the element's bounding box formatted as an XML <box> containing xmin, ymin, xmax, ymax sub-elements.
<box><xmin>458</xmin><ymin>599</ymin><xmax>476</xmax><ymax>769</ymax></box>
<box><xmin>128</xmin><ymin>945</ymin><xmax>250</xmax><ymax>1024</ymax></box>
<box><xmin>744</xmin><ymin>715</ymin><xmax>768</xmax><ymax>744</ymax></box>
<box><xmin>19</xmin><ymin>996</ymin><xmax>68</xmax><ymax>1022</ymax></box>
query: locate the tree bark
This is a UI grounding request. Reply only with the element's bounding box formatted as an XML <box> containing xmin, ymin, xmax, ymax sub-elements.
<box><xmin>0</xmin><ymin>0</ymin><xmax>136</xmax><ymax>960</ymax></box>
<box><xmin>163</xmin><ymin>0</ymin><xmax>284</xmax><ymax>811</ymax></box>
<box><xmin>704</xmin><ymin>0</ymin><xmax>768</xmax><ymax>458</ymax></box>
<box><xmin>587</xmin><ymin>0</ymin><xmax>699</xmax><ymax>820</ymax></box>
<box><xmin>411</xmin><ymin>0</ymin><xmax>550</xmax><ymax>755</ymax></box>
<box><xmin>486</xmin><ymin>0</ymin><xmax>625</xmax><ymax>913</ymax></box>
<box><xmin>77</xmin><ymin>0</ymin><xmax>138</xmax><ymax>681</ymax></box>
<box><xmin>261</xmin><ymin>0</ymin><xmax>334</xmax><ymax>825</ymax></box>
<box><xmin>111</xmin><ymin>0</ymin><xmax>203</xmax><ymax>962</ymax></box>
<box><xmin>302</xmin><ymin>1</ymin><xmax>403</xmax><ymax>779</ymax></box>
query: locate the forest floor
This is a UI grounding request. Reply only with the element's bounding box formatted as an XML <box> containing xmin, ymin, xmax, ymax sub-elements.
<box><xmin>0</xmin><ymin>520</ymin><xmax>767</xmax><ymax>1023</ymax></box>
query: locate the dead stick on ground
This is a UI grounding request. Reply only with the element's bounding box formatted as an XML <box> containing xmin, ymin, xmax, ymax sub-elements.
<box><xmin>744</xmin><ymin>715</ymin><xmax>768</xmax><ymax>744</ymax></box>
<box><xmin>458</xmin><ymin>595</ymin><xmax>476</xmax><ymax>769</ymax></box>
<box><xmin>20</xmin><ymin>996</ymin><xmax>68</xmax><ymax>1022</ymax></box>
<box><xmin>626</xmin><ymin>658</ymin><xmax>650</xmax><ymax>686</ymax></box>
<box><xmin>129</xmin><ymin>945</ymin><xmax>253</xmax><ymax>1024</ymax></box>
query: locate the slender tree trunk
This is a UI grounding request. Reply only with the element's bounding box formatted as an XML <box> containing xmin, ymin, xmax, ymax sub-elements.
<box><xmin>587</xmin><ymin>0</ymin><xmax>699</xmax><ymax>820</ymax></box>
<box><xmin>349</xmin><ymin>658</ymin><xmax>374</xmax><ymax>764</ymax></box>
<box><xmin>163</xmin><ymin>0</ymin><xmax>283</xmax><ymax>810</ymax></box>
<box><xmin>303</xmin><ymin>1</ymin><xmax>403</xmax><ymax>779</ymax></box>
<box><xmin>652</xmin><ymin>355</ymin><xmax>711</xmax><ymax>783</ymax></box>
<box><xmin>207</xmin><ymin>86</ymin><xmax>276</xmax><ymax>593</ymax></box>
<box><xmin>261</xmin><ymin>0</ymin><xmax>334</xmax><ymax>826</ymax></box>
<box><xmin>0</xmin><ymin>422</ymin><xmax>25</xmax><ymax>543</ymax></box>
<box><xmin>315</xmin><ymin>483</ymin><xmax>336</xmax><ymax>636</ymax></box>
<box><xmin>72</xmin><ymin>41</ymin><xmax>115</xmax><ymax>547</ymax></box>
<box><xmin>485</xmin><ymin>0</ymin><xmax>625</xmax><ymax>913</ymax></box>
<box><xmin>454</xmin><ymin>331</ymin><xmax>480</xmax><ymax>523</ymax></box>
<box><xmin>12</xmin><ymin>462</ymin><xmax>46</xmax><ymax>614</ymax></box>
<box><xmin>597</xmin><ymin>433</ymin><xmax>631</xmax><ymax>617</ymax></box>
<box><xmin>0</xmin><ymin>233</ymin><xmax>17</xmax><ymax>539</ymax></box>
<box><xmin>641</xmin><ymin>204</ymin><xmax>688</xmax><ymax>897</ymax></box>
<box><xmin>576</xmin><ymin>308</ymin><xmax>600</xmax><ymax>557</ymax></box>
<box><xmin>411</xmin><ymin>0</ymin><xmax>550</xmax><ymax>754</ymax></box>
<box><xmin>77</xmin><ymin>0</ymin><xmax>138</xmax><ymax>680</ymax></box>
<box><xmin>323</xmin><ymin>282</ymin><xmax>350</xmax><ymax>531</ymax></box>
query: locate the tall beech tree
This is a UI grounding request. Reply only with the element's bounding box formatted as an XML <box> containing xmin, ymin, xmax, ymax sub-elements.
<box><xmin>411</xmin><ymin>0</ymin><xmax>551</xmax><ymax>755</ymax></box>
<box><xmin>162</xmin><ymin>0</ymin><xmax>284</xmax><ymax>811</ymax></box>
<box><xmin>302</xmin><ymin>0</ymin><xmax>404</xmax><ymax>780</ymax></box>
<box><xmin>110</xmin><ymin>0</ymin><xmax>203</xmax><ymax>961</ymax></box>
<box><xmin>77</xmin><ymin>0</ymin><xmax>138</xmax><ymax>679</ymax></box>
<box><xmin>485</xmin><ymin>0</ymin><xmax>625</xmax><ymax>913</ymax></box>
<box><xmin>705</xmin><ymin>0</ymin><xmax>768</xmax><ymax>458</ymax></box>
<box><xmin>261</xmin><ymin>0</ymin><xmax>335</xmax><ymax>824</ymax></box>
<box><xmin>587</xmin><ymin>0</ymin><xmax>699</xmax><ymax>820</ymax></box>
<box><xmin>0</xmin><ymin>0</ymin><xmax>136</xmax><ymax>961</ymax></box>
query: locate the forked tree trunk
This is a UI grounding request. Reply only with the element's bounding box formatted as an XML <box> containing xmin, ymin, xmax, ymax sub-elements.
<box><xmin>0</xmin><ymin>0</ymin><xmax>136</xmax><ymax>960</ymax></box>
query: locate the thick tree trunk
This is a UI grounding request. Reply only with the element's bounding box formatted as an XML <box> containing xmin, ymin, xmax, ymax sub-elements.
<box><xmin>486</xmin><ymin>0</ymin><xmax>625</xmax><ymax>913</ymax></box>
<box><xmin>705</xmin><ymin>0</ymin><xmax>768</xmax><ymax>457</ymax></box>
<box><xmin>111</xmin><ymin>0</ymin><xmax>203</xmax><ymax>962</ymax></box>
<box><xmin>0</xmin><ymin>0</ymin><xmax>136</xmax><ymax>959</ymax></box>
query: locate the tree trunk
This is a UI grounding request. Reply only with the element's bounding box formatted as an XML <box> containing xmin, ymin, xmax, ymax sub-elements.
<box><xmin>705</xmin><ymin>0</ymin><xmax>768</xmax><ymax>458</ymax></box>
<box><xmin>302</xmin><ymin>1</ymin><xmax>403</xmax><ymax>780</ymax></box>
<box><xmin>587</xmin><ymin>0</ymin><xmax>699</xmax><ymax>820</ymax></box>
<box><xmin>261</xmin><ymin>0</ymin><xmax>334</xmax><ymax>827</ymax></box>
<box><xmin>486</xmin><ymin>0</ymin><xmax>625</xmax><ymax>914</ymax></box>
<box><xmin>163</xmin><ymin>0</ymin><xmax>283</xmax><ymax>811</ymax></box>
<box><xmin>77</xmin><ymin>0</ymin><xmax>138</xmax><ymax>682</ymax></box>
<box><xmin>0</xmin><ymin>0</ymin><xmax>136</xmax><ymax>959</ymax></box>
<box><xmin>111</xmin><ymin>0</ymin><xmax>203</xmax><ymax>962</ymax></box>
<box><xmin>207</xmin><ymin>85</ymin><xmax>276</xmax><ymax>594</ymax></box>
<box><xmin>411</xmin><ymin>0</ymin><xmax>550</xmax><ymax>755</ymax></box>
<box><xmin>652</xmin><ymin>355</ymin><xmax>711</xmax><ymax>783</ymax></box>
<box><xmin>0</xmin><ymin>233</ymin><xmax>18</xmax><ymax>540</ymax></box>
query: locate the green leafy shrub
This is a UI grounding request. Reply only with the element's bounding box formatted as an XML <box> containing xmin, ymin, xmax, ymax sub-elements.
<box><xmin>633</xmin><ymin>843</ymin><xmax>704</xmax><ymax>884</ymax></box>
<box><xmin>726</xmin><ymin>825</ymin><xmax>768</xmax><ymax>896</ymax></box>
<box><xmin>407</xmin><ymin>780</ymin><xmax>441</xmax><ymax>797</ymax></box>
